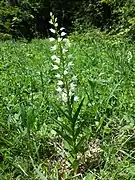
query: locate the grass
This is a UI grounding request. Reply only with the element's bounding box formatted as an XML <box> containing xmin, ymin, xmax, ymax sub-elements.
<box><xmin>0</xmin><ymin>30</ymin><xmax>135</xmax><ymax>179</ymax></box>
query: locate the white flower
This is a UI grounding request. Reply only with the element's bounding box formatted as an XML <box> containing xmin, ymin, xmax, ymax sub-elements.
<box><xmin>55</xmin><ymin>23</ymin><xmax>58</xmax><ymax>27</ymax></box>
<box><xmin>55</xmin><ymin>74</ymin><xmax>61</xmax><ymax>78</ymax></box>
<box><xmin>58</xmin><ymin>37</ymin><xmax>62</xmax><ymax>42</ymax></box>
<box><xmin>62</xmin><ymin>48</ymin><xmax>68</xmax><ymax>54</ymax></box>
<box><xmin>72</xmin><ymin>76</ymin><xmax>77</xmax><ymax>81</ymax></box>
<box><xmin>57</xmin><ymin>80</ymin><xmax>63</xmax><ymax>86</ymax></box>
<box><xmin>70</xmin><ymin>82</ymin><xmax>76</xmax><ymax>91</ymax></box>
<box><xmin>64</xmin><ymin>70</ymin><xmax>68</xmax><ymax>75</ymax></box>
<box><xmin>74</xmin><ymin>96</ymin><xmax>79</xmax><ymax>102</ymax></box>
<box><xmin>69</xmin><ymin>91</ymin><xmax>73</xmax><ymax>96</ymax></box>
<box><xmin>50</xmin><ymin>28</ymin><xmax>56</xmax><ymax>34</ymax></box>
<box><xmin>52</xmin><ymin>65</ymin><xmax>59</xmax><ymax>70</ymax></box>
<box><xmin>61</xmin><ymin>92</ymin><xmax>67</xmax><ymax>102</ymax></box>
<box><xmin>50</xmin><ymin>12</ymin><xmax>53</xmax><ymax>17</ymax></box>
<box><xmin>49</xmin><ymin>37</ymin><xmax>55</xmax><ymax>42</ymax></box>
<box><xmin>61</xmin><ymin>32</ymin><xmax>66</xmax><ymax>37</ymax></box>
<box><xmin>56</xmin><ymin>86</ymin><xmax>63</xmax><ymax>93</ymax></box>
<box><xmin>51</xmin><ymin>55</ymin><xmax>60</xmax><ymax>64</ymax></box>
<box><xmin>51</xmin><ymin>55</ymin><xmax>57</xmax><ymax>60</ymax></box>
<box><xmin>60</xmin><ymin>27</ymin><xmax>65</xmax><ymax>31</ymax></box>
<box><xmin>55</xmin><ymin>17</ymin><xmax>58</xmax><ymax>22</ymax></box>
<box><xmin>51</xmin><ymin>45</ymin><xmax>57</xmax><ymax>51</ymax></box>
<box><xmin>68</xmin><ymin>61</ymin><xmax>74</xmax><ymax>67</ymax></box>
<box><xmin>49</xmin><ymin>19</ymin><xmax>53</xmax><ymax>24</ymax></box>
<box><xmin>54</xmin><ymin>57</ymin><xmax>60</xmax><ymax>64</ymax></box>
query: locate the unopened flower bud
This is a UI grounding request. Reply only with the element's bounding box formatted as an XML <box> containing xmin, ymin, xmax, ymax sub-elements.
<box><xmin>55</xmin><ymin>74</ymin><xmax>61</xmax><ymax>78</ymax></box>
<box><xmin>50</xmin><ymin>28</ymin><xmax>56</xmax><ymax>34</ymax></box>
<box><xmin>61</xmin><ymin>32</ymin><xmax>66</xmax><ymax>37</ymax></box>
<box><xmin>52</xmin><ymin>65</ymin><xmax>59</xmax><ymax>70</ymax></box>
<box><xmin>57</xmin><ymin>80</ymin><xmax>63</xmax><ymax>86</ymax></box>
<box><xmin>60</xmin><ymin>27</ymin><xmax>65</xmax><ymax>31</ymax></box>
<box><xmin>56</xmin><ymin>86</ymin><xmax>63</xmax><ymax>93</ymax></box>
<box><xmin>51</xmin><ymin>45</ymin><xmax>57</xmax><ymax>51</ymax></box>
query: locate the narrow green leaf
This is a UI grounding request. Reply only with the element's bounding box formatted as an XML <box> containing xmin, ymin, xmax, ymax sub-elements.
<box><xmin>74</xmin><ymin>120</ymin><xmax>86</xmax><ymax>141</ymax></box>
<box><xmin>96</xmin><ymin>115</ymin><xmax>105</xmax><ymax>132</ymax></box>
<box><xmin>54</xmin><ymin>128</ymin><xmax>73</xmax><ymax>146</ymax></box>
<box><xmin>18</xmin><ymin>164</ymin><xmax>28</xmax><ymax>177</ymax></box>
<box><xmin>0</xmin><ymin>121</ymin><xmax>8</xmax><ymax>129</ymax></box>
<box><xmin>20</xmin><ymin>104</ymin><xmax>27</xmax><ymax>127</ymax></box>
<box><xmin>0</xmin><ymin>136</ymin><xmax>13</xmax><ymax>146</ymax></box>
<box><xmin>76</xmin><ymin>135</ymin><xmax>86</xmax><ymax>151</ymax></box>
<box><xmin>27</xmin><ymin>108</ymin><xmax>35</xmax><ymax>129</ymax></box>
<box><xmin>55</xmin><ymin>104</ymin><xmax>70</xmax><ymax>120</ymax></box>
<box><xmin>73</xmin><ymin>98</ymin><xmax>84</xmax><ymax>126</ymax></box>
<box><xmin>54</xmin><ymin>119</ymin><xmax>73</xmax><ymax>135</ymax></box>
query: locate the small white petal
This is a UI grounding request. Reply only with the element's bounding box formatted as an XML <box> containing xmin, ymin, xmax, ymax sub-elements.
<box><xmin>51</xmin><ymin>45</ymin><xmax>57</xmax><ymax>50</ymax></box>
<box><xmin>55</xmin><ymin>23</ymin><xmax>58</xmax><ymax>27</ymax></box>
<box><xmin>56</xmin><ymin>86</ymin><xmax>63</xmax><ymax>93</ymax></box>
<box><xmin>61</xmin><ymin>92</ymin><xmax>67</xmax><ymax>102</ymax></box>
<box><xmin>55</xmin><ymin>17</ymin><xmax>57</xmax><ymax>22</ymax></box>
<box><xmin>72</xmin><ymin>76</ymin><xmax>77</xmax><ymax>81</ymax></box>
<box><xmin>55</xmin><ymin>74</ymin><xmax>61</xmax><ymax>78</ymax></box>
<box><xmin>74</xmin><ymin>96</ymin><xmax>79</xmax><ymax>102</ymax></box>
<box><xmin>70</xmin><ymin>82</ymin><xmax>76</xmax><ymax>91</ymax></box>
<box><xmin>51</xmin><ymin>55</ymin><xmax>57</xmax><ymax>60</ymax></box>
<box><xmin>54</xmin><ymin>58</ymin><xmax>60</xmax><ymax>64</ymax></box>
<box><xmin>58</xmin><ymin>37</ymin><xmax>62</xmax><ymax>42</ymax></box>
<box><xmin>68</xmin><ymin>61</ymin><xmax>74</xmax><ymax>67</ymax></box>
<box><xmin>49</xmin><ymin>37</ymin><xmax>55</xmax><ymax>42</ymax></box>
<box><xmin>64</xmin><ymin>70</ymin><xmax>68</xmax><ymax>75</ymax></box>
<box><xmin>60</xmin><ymin>27</ymin><xmax>65</xmax><ymax>31</ymax></box>
<box><xmin>57</xmin><ymin>80</ymin><xmax>63</xmax><ymax>86</ymax></box>
<box><xmin>50</xmin><ymin>12</ymin><xmax>53</xmax><ymax>17</ymax></box>
<box><xmin>61</xmin><ymin>32</ymin><xmax>66</xmax><ymax>37</ymax></box>
<box><xmin>62</xmin><ymin>48</ymin><xmax>68</xmax><ymax>53</ymax></box>
<box><xmin>69</xmin><ymin>91</ymin><xmax>73</xmax><ymax>97</ymax></box>
<box><xmin>51</xmin><ymin>55</ymin><xmax>60</xmax><ymax>63</ymax></box>
<box><xmin>50</xmin><ymin>28</ymin><xmax>56</xmax><ymax>33</ymax></box>
<box><xmin>49</xmin><ymin>19</ymin><xmax>53</xmax><ymax>24</ymax></box>
<box><xmin>52</xmin><ymin>65</ymin><xmax>59</xmax><ymax>70</ymax></box>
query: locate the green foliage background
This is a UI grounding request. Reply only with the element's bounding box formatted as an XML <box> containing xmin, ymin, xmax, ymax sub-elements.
<box><xmin>1</xmin><ymin>1</ymin><xmax>135</xmax><ymax>179</ymax></box>
<box><xmin>0</xmin><ymin>0</ymin><xmax>135</xmax><ymax>39</ymax></box>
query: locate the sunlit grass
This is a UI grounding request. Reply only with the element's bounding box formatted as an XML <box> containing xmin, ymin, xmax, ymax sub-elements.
<box><xmin>0</xmin><ymin>31</ymin><xmax>135</xmax><ymax>179</ymax></box>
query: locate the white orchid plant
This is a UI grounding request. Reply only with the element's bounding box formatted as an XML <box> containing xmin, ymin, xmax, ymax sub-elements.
<box><xmin>49</xmin><ymin>12</ymin><xmax>79</xmax><ymax>104</ymax></box>
<box><xmin>49</xmin><ymin>12</ymin><xmax>86</xmax><ymax>176</ymax></box>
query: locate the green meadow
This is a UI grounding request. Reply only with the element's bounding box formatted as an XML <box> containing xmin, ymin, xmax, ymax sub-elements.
<box><xmin>1</xmin><ymin>31</ymin><xmax>135</xmax><ymax>179</ymax></box>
